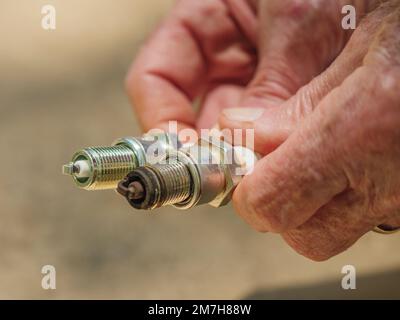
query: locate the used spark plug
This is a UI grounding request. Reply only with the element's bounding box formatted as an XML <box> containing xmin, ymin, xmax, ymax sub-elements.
<box><xmin>62</xmin><ymin>132</ymin><xmax>179</xmax><ymax>190</ymax></box>
<box><xmin>117</xmin><ymin>138</ymin><xmax>258</xmax><ymax>210</ymax></box>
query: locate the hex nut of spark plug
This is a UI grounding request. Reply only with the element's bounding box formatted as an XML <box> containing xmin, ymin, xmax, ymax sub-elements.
<box><xmin>193</xmin><ymin>138</ymin><xmax>250</xmax><ymax>208</ymax></box>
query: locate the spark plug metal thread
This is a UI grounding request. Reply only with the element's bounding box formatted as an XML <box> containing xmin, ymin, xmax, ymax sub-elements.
<box><xmin>117</xmin><ymin>162</ymin><xmax>192</xmax><ymax>210</ymax></box>
<box><xmin>62</xmin><ymin>133</ymin><xmax>180</xmax><ymax>191</ymax></box>
<box><xmin>154</xmin><ymin>163</ymin><xmax>192</xmax><ymax>206</ymax></box>
<box><xmin>68</xmin><ymin>145</ymin><xmax>138</xmax><ymax>190</ymax></box>
<box><xmin>117</xmin><ymin>140</ymin><xmax>258</xmax><ymax>210</ymax></box>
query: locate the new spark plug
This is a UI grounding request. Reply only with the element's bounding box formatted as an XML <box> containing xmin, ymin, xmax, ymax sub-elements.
<box><xmin>62</xmin><ymin>132</ymin><xmax>179</xmax><ymax>190</ymax></box>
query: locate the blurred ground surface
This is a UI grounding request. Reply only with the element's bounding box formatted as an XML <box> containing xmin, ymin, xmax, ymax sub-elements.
<box><xmin>0</xmin><ymin>0</ymin><xmax>399</xmax><ymax>299</ymax></box>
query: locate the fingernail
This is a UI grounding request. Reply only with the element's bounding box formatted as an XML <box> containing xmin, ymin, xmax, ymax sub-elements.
<box><xmin>222</xmin><ymin>108</ymin><xmax>264</xmax><ymax>122</ymax></box>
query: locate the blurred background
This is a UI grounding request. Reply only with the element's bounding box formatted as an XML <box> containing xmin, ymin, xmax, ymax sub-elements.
<box><xmin>0</xmin><ymin>0</ymin><xmax>399</xmax><ymax>299</ymax></box>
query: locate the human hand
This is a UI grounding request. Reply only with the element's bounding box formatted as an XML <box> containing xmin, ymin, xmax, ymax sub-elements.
<box><xmin>126</xmin><ymin>0</ymin><xmax>373</xmax><ymax>133</ymax></box>
<box><xmin>220</xmin><ymin>0</ymin><xmax>400</xmax><ymax>260</ymax></box>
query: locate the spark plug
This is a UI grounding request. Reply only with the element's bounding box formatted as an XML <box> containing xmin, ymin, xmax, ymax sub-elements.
<box><xmin>117</xmin><ymin>138</ymin><xmax>258</xmax><ymax>210</ymax></box>
<box><xmin>62</xmin><ymin>132</ymin><xmax>180</xmax><ymax>190</ymax></box>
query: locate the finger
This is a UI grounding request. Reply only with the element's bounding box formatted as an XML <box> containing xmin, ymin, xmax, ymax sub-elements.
<box><xmin>224</xmin><ymin>0</ymin><xmax>259</xmax><ymax>46</ymax></box>
<box><xmin>284</xmin><ymin>70</ymin><xmax>400</xmax><ymax>263</ymax></box>
<box><xmin>232</xmin><ymin>6</ymin><xmax>400</xmax><ymax>234</ymax></box>
<box><xmin>230</xmin><ymin>2</ymin><xmax>400</xmax><ymax>260</ymax></box>
<box><xmin>230</xmin><ymin>51</ymin><xmax>398</xmax><ymax>232</ymax></box>
<box><xmin>126</xmin><ymin>16</ymin><xmax>202</xmax><ymax>130</ymax></box>
<box><xmin>196</xmin><ymin>84</ymin><xmax>245</xmax><ymax>129</ymax></box>
<box><xmin>231</xmin><ymin>94</ymin><xmax>351</xmax><ymax>233</ymax></box>
<box><xmin>284</xmin><ymin>193</ymin><xmax>400</xmax><ymax>261</ymax></box>
<box><xmin>126</xmin><ymin>0</ymin><xmax>256</xmax><ymax>131</ymax></box>
<box><xmin>282</xmin><ymin>190</ymin><xmax>377</xmax><ymax>261</ymax></box>
<box><xmin>220</xmin><ymin>1</ymin><xmax>392</xmax><ymax>153</ymax></box>
<box><xmin>237</xmin><ymin>0</ymin><xmax>358</xmax><ymax>110</ymax></box>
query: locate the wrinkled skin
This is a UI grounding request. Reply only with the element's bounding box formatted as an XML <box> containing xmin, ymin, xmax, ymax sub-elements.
<box><xmin>126</xmin><ymin>0</ymin><xmax>400</xmax><ymax>261</ymax></box>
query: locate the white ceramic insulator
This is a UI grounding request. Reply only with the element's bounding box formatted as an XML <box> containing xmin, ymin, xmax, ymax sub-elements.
<box><xmin>74</xmin><ymin>160</ymin><xmax>91</xmax><ymax>178</ymax></box>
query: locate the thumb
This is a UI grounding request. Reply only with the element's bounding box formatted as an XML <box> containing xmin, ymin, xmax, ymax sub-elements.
<box><xmin>220</xmin><ymin>3</ymin><xmax>386</xmax><ymax>154</ymax></box>
<box><xmin>239</xmin><ymin>0</ymin><xmax>351</xmax><ymax>110</ymax></box>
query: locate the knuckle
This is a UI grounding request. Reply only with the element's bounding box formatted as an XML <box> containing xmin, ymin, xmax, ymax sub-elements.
<box><xmin>232</xmin><ymin>197</ymin><xmax>269</xmax><ymax>233</ymax></box>
<box><xmin>289</xmin><ymin>85</ymin><xmax>318</xmax><ymax>122</ymax></box>
<box><xmin>246</xmin><ymin>64</ymin><xmax>299</xmax><ymax>102</ymax></box>
<box><xmin>240</xmin><ymin>161</ymin><xmax>306</xmax><ymax>233</ymax></box>
<box><xmin>365</xmin><ymin>8</ymin><xmax>400</xmax><ymax>68</ymax></box>
<box><xmin>233</xmin><ymin>182</ymin><xmax>290</xmax><ymax>233</ymax></box>
<box><xmin>378</xmin><ymin>68</ymin><xmax>400</xmax><ymax>100</ymax></box>
<box><xmin>363</xmin><ymin>65</ymin><xmax>400</xmax><ymax>114</ymax></box>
